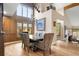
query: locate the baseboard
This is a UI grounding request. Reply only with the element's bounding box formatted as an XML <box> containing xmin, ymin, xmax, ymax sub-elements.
<box><xmin>4</xmin><ymin>40</ymin><xmax>22</xmax><ymax>46</ymax></box>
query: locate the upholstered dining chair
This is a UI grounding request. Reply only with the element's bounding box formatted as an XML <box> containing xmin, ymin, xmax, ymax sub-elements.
<box><xmin>19</xmin><ymin>32</ymin><xmax>30</xmax><ymax>55</ymax></box>
<box><xmin>36</xmin><ymin>33</ymin><xmax>54</xmax><ymax>56</ymax></box>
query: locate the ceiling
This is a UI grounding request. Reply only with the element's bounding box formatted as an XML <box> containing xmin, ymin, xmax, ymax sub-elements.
<box><xmin>65</xmin><ymin>6</ymin><xmax>79</xmax><ymax>27</ymax></box>
<box><xmin>3</xmin><ymin>3</ymin><xmax>71</xmax><ymax>16</ymax></box>
<box><xmin>54</xmin><ymin>3</ymin><xmax>71</xmax><ymax>16</ymax></box>
<box><xmin>54</xmin><ymin>3</ymin><xmax>71</xmax><ymax>10</ymax></box>
<box><xmin>3</xmin><ymin>3</ymin><xmax>19</xmax><ymax>16</ymax></box>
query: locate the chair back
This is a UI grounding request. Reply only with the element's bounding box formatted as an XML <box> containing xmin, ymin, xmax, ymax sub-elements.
<box><xmin>35</xmin><ymin>32</ymin><xmax>44</xmax><ymax>39</ymax></box>
<box><xmin>20</xmin><ymin>32</ymin><xmax>29</xmax><ymax>47</ymax></box>
<box><xmin>44</xmin><ymin>33</ymin><xmax>54</xmax><ymax>50</ymax></box>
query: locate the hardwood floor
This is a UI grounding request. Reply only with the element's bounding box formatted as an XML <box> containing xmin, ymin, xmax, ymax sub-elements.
<box><xmin>5</xmin><ymin>40</ymin><xmax>79</xmax><ymax>56</ymax></box>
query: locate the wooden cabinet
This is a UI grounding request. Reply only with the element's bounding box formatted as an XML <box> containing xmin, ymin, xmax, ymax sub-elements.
<box><xmin>3</xmin><ymin>16</ymin><xmax>18</xmax><ymax>42</ymax></box>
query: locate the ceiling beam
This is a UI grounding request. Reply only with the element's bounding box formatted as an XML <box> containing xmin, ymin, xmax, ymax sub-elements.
<box><xmin>64</xmin><ymin>3</ymin><xmax>79</xmax><ymax>10</ymax></box>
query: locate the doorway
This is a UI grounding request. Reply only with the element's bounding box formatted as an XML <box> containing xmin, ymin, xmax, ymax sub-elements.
<box><xmin>56</xmin><ymin>19</ymin><xmax>64</xmax><ymax>40</ymax></box>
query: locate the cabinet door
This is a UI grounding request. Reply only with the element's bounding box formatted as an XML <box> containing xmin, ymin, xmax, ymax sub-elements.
<box><xmin>0</xmin><ymin>3</ymin><xmax>4</xmax><ymax>56</ymax></box>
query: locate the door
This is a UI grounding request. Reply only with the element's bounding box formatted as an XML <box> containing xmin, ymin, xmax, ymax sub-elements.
<box><xmin>0</xmin><ymin>3</ymin><xmax>4</xmax><ymax>56</ymax></box>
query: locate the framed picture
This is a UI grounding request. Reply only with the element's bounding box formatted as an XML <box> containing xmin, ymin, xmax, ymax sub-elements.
<box><xmin>36</xmin><ymin>18</ymin><xmax>45</xmax><ymax>31</ymax></box>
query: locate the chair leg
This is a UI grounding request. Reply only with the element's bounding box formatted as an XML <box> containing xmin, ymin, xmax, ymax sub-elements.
<box><xmin>22</xmin><ymin>41</ymin><xmax>24</xmax><ymax>48</ymax></box>
<box><xmin>43</xmin><ymin>50</ymin><xmax>49</xmax><ymax>56</ymax></box>
<box><xmin>23</xmin><ymin>44</ymin><xmax>26</xmax><ymax>51</ymax></box>
<box><xmin>49</xmin><ymin>48</ymin><xmax>51</xmax><ymax>55</ymax></box>
<box><xmin>43</xmin><ymin>50</ymin><xmax>45</xmax><ymax>56</ymax></box>
<box><xmin>27</xmin><ymin>47</ymin><xmax>30</xmax><ymax>56</ymax></box>
<box><xmin>22</xmin><ymin>43</ymin><xmax>24</xmax><ymax>48</ymax></box>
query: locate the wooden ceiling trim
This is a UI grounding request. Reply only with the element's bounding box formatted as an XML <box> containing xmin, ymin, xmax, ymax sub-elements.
<box><xmin>64</xmin><ymin>3</ymin><xmax>79</xmax><ymax>10</ymax></box>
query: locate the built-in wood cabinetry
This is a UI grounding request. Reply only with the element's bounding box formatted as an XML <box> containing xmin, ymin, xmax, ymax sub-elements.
<box><xmin>3</xmin><ymin>16</ymin><xmax>19</xmax><ymax>42</ymax></box>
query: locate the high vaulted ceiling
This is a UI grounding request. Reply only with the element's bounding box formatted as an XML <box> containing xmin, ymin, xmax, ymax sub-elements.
<box><xmin>3</xmin><ymin>3</ymin><xmax>71</xmax><ymax>16</ymax></box>
<box><xmin>3</xmin><ymin>3</ymin><xmax>19</xmax><ymax>16</ymax></box>
<box><xmin>54</xmin><ymin>3</ymin><xmax>71</xmax><ymax>10</ymax></box>
<box><xmin>65</xmin><ymin>5</ymin><xmax>79</xmax><ymax>27</ymax></box>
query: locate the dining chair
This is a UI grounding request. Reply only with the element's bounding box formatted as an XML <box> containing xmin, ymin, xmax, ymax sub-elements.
<box><xmin>36</xmin><ymin>33</ymin><xmax>54</xmax><ymax>56</ymax></box>
<box><xmin>19</xmin><ymin>32</ymin><xmax>30</xmax><ymax>55</ymax></box>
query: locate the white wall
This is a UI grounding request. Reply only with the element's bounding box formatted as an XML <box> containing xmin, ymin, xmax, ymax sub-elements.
<box><xmin>56</xmin><ymin>8</ymin><xmax>64</xmax><ymax>16</ymax></box>
<box><xmin>54</xmin><ymin>3</ymin><xmax>71</xmax><ymax>16</ymax></box>
<box><xmin>34</xmin><ymin>9</ymin><xmax>66</xmax><ymax>44</ymax></box>
<box><xmin>65</xmin><ymin>6</ymin><xmax>79</xmax><ymax>27</ymax></box>
<box><xmin>64</xmin><ymin>14</ymin><xmax>72</xmax><ymax>28</ymax></box>
<box><xmin>34</xmin><ymin>9</ymin><xmax>58</xmax><ymax>44</ymax></box>
<box><xmin>34</xmin><ymin>9</ymin><xmax>53</xmax><ymax>34</ymax></box>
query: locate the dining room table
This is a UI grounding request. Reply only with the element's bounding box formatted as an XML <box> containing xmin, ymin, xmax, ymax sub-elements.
<box><xmin>29</xmin><ymin>35</ymin><xmax>43</xmax><ymax>51</ymax></box>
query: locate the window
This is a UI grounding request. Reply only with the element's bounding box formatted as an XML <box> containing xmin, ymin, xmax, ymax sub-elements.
<box><xmin>17</xmin><ymin>23</ymin><xmax>22</xmax><ymax>29</ymax></box>
<box><xmin>16</xmin><ymin>4</ymin><xmax>33</xmax><ymax>19</ymax></box>
<box><xmin>23</xmin><ymin>23</ymin><xmax>27</xmax><ymax>27</ymax></box>
<box><xmin>29</xmin><ymin>24</ymin><xmax>32</xmax><ymax>27</ymax></box>
<box><xmin>28</xmin><ymin>7</ymin><xmax>33</xmax><ymax>18</ymax></box>
<box><xmin>23</xmin><ymin>6</ymin><xmax>28</xmax><ymax>17</ymax></box>
<box><xmin>16</xmin><ymin>5</ymin><xmax>22</xmax><ymax>16</ymax></box>
<box><xmin>17</xmin><ymin>23</ymin><xmax>22</xmax><ymax>37</ymax></box>
<box><xmin>23</xmin><ymin>23</ymin><xmax>28</xmax><ymax>32</ymax></box>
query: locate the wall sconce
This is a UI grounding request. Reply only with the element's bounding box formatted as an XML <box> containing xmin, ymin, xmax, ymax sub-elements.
<box><xmin>53</xmin><ymin>21</ymin><xmax>56</xmax><ymax>27</ymax></box>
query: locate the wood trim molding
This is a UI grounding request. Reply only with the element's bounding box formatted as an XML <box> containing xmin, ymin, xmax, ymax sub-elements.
<box><xmin>64</xmin><ymin>3</ymin><xmax>79</xmax><ymax>10</ymax></box>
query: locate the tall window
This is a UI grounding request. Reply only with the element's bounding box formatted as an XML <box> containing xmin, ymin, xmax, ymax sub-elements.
<box><xmin>17</xmin><ymin>22</ymin><xmax>32</xmax><ymax>38</ymax></box>
<box><xmin>16</xmin><ymin>5</ymin><xmax>22</xmax><ymax>16</ymax></box>
<box><xmin>17</xmin><ymin>23</ymin><xmax>22</xmax><ymax>37</ymax></box>
<box><xmin>23</xmin><ymin>6</ymin><xmax>28</xmax><ymax>17</ymax></box>
<box><xmin>23</xmin><ymin>23</ymin><xmax>27</xmax><ymax>32</ymax></box>
<box><xmin>28</xmin><ymin>7</ymin><xmax>33</xmax><ymax>18</ymax></box>
<box><xmin>16</xmin><ymin>4</ymin><xmax>33</xmax><ymax>19</ymax></box>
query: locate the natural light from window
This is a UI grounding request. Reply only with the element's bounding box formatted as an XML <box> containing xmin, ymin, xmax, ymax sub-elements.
<box><xmin>28</xmin><ymin>7</ymin><xmax>33</xmax><ymax>18</ymax></box>
<box><xmin>17</xmin><ymin>4</ymin><xmax>22</xmax><ymax>16</ymax></box>
<box><xmin>16</xmin><ymin>4</ymin><xmax>33</xmax><ymax>19</ymax></box>
<box><xmin>23</xmin><ymin>6</ymin><xmax>28</xmax><ymax>17</ymax></box>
